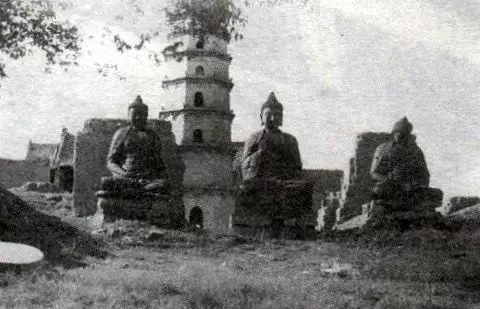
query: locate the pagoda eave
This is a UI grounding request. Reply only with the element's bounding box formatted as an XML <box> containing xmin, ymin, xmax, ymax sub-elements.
<box><xmin>184</xmin><ymin>49</ymin><xmax>232</xmax><ymax>63</ymax></box>
<box><xmin>159</xmin><ymin>108</ymin><xmax>235</xmax><ymax>121</ymax></box>
<box><xmin>162</xmin><ymin>77</ymin><xmax>234</xmax><ymax>90</ymax></box>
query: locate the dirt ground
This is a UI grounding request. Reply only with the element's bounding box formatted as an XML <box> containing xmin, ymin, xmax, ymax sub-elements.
<box><xmin>1</xmin><ymin>190</ymin><xmax>480</xmax><ymax>308</ymax></box>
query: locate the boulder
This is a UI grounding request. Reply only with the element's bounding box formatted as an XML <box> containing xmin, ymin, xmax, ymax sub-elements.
<box><xmin>0</xmin><ymin>187</ymin><xmax>106</xmax><ymax>265</ymax></box>
<box><xmin>448</xmin><ymin>203</ymin><xmax>480</xmax><ymax>224</ymax></box>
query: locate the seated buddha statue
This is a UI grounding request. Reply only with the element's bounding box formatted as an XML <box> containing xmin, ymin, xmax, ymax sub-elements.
<box><xmin>368</xmin><ymin>117</ymin><xmax>443</xmax><ymax>232</ymax></box>
<box><xmin>234</xmin><ymin>92</ymin><xmax>315</xmax><ymax>237</ymax></box>
<box><xmin>101</xmin><ymin>95</ymin><xmax>169</xmax><ymax>197</ymax></box>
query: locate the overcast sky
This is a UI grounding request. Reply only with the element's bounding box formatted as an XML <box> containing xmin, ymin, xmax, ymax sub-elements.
<box><xmin>1</xmin><ymin>0</ymin><xmax>479</xmax><ymax>198</ymax></box>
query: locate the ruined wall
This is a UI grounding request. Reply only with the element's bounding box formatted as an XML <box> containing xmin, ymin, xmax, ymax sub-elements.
<box><xmin>73</xmin><ymin>118</ymin><xmax>184</xmax><ymax>217</ymax></box>
<box><xmin>302</xmin><ymin>169</ymin><xmax>343</xmax><ymax>212</ymax></box>
<box><xmin>321</xmin><ymin>193</ymin><xmax>341</xmax><ymax>231</ymax></box>
<box><xmin>51</xmin><ymin>129</ymin><xmax>75</xmax><ymax>168</ymax></box>
<box><xmin>302</xmin><ymin>169</ymin><xmax>344</xmax><ymax>230</ymax></box>
<box><xmin>446</xmin><ymin>196</ymin><xmax>480</xmax><ymax>214</ymax></box>
<box><xmin>0</xmin><ymin>158</ymin><xmax>50</xmax><ymax>189</ymax></box>
<box><xmin>25</xmin><ymin>143</ymin><xmax>57</xmax><ymax>162</ymax></box>
<box><xmin>302</xmin><ymin>169</ymin><xmax>344</xmax><ymax>193</ymax></box>
<box><xmin>337</xmin><ymin>132</ymin><xmax>390</xmax><ymax>222</ymax></box>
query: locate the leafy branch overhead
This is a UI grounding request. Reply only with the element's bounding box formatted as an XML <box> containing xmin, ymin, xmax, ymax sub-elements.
<box><xmin>162</xmin><ymin>0</ymin><xmax>247</xmax><ymax>62</ymax></box>
<box><xmin>0</xmin><ymin>0</ymin><xmax>248</xmax><ymax>80</ymax></box>
<box><xmin>0</xmin><ymin>0</ymin><xmax>80</xmax><ymax>77</ymax></box>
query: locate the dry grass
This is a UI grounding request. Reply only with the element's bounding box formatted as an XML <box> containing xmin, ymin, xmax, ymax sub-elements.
<box><xmin>1</xmin><ymin>225</ymin><xmax>480</xmax><ymax>308</ymax></box>
<box><xmin>2</xmin><ymin>191</ymin><xmax>480</xmax><ymax>308</ymax></box>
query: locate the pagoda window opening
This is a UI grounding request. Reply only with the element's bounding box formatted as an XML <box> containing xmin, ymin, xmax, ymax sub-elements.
<box><xmin>193</xmin><ymin>129</ymin><xmax>203</xmax><ymax>143</ymax></box>
<box><xmin>196</xmin><ymin>38</ymin><xmax>205</xmax><ymax>49</ymax></box>
<box><xmin>194</xmin><ymin>92</ymin><xmax>204</xmax><ymax>107</ymax></box>
<box><xmin>189</xmin><ymin>207</ymin><xmax>204</xmax><ymax>228</ymax></box>
<box><xmin>195</xmin><ymin>66</ymin><xmax>205</xmax><ymax>76</ymax></box>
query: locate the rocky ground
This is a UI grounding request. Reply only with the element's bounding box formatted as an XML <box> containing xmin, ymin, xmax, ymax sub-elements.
<box><xmin>1</xmin><ymin>187</ymin><xmax>480</xmax><ymax>308</ymax></box>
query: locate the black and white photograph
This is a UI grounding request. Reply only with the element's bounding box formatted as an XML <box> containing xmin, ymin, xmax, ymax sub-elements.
<box><xmin>1</xmin><ymin>0</ymin><xmax>480</xmax><ymax>307</ymax></box>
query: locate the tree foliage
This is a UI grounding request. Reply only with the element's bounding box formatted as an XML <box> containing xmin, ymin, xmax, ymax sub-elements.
<box><xmin>0</xmin><ymin>0</ymin><xmax>80</xmax><ymax>78</ymax></box>
<box><xmin>0</xmin><ymin>0</ymin><xmax>249</xmax><ymax>80</ymax></box>
<box><xmin>162</xmin><ymin>0</ymin><xmax>247</xmax><ymax>62</ymax></box>
<box><xmin>110</xmin><ymin>0</ymin><xmax>247</xmax><ymax>63</ymax></box>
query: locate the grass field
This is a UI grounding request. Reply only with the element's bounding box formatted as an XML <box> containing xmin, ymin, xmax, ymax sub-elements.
<box><xmin>1</xmin><ymin>192</ymin><xmax>480</xmax><ymax>308</ymax></box>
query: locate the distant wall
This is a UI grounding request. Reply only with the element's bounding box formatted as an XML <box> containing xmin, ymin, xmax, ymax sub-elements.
<box><xmin>73</xmin><ymin>118</ymin><xmax>185</xmax><ymax>217</ymax></box>
<box><xmin>25</xmin><ymin>143</ymin><xmax>57</xmax><ymax>162</ymax></box>
<box><xmin>0</xmin><ymin>158</ymin><xmax>50</xmax><ymax>189</ymax></box>
<box><xmin>302</xmin><ymin>169</ymin><xmax>343</xmax><ymax>193</ymax></box>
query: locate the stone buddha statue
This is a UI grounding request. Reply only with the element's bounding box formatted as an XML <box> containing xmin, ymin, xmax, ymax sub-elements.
<box><xmin>240</xmin><ymin>92</ymin><xmax>302</xmax><ymax>182</ymax></box>
<box><xmin>102</xmin><ymin>95</ymin><xmax>169</xmax><ymax>196</ymax></box>
<box><xmin>369</xmin><ymin>116</ymin><xmax>443</xmax><ymax>215</ymax></box>
<box><xmin>234</xmin><ymin>93</ymin><xmax>315</xmax><ymax>238</ymax></box>
<box><xmin>96</xmin><ymin>95</ymin><xmax>185</xmax><ymax>227</ymax></box>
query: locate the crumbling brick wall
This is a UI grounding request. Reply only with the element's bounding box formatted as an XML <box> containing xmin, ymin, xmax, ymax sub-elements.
<box><xmin>446</xmin><ymin>196</ymin><xmax>480</xmax><ymax>214</ymax></box>
<box><xmin>302</xmin><ymin>169</ymin><xmax>343</xmax><ymax>229</ymax></box>
<box><xmin>0</xmin><ymin>158</ymin><xmax>50</xmax><ymax>189</ymax></box>
<box><xmin>338</xmin><ymin>132</ymin><xmax>390</xmax><ymax>222</ymax></box>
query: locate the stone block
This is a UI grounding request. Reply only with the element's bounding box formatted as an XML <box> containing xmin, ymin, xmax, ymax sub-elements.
<box><xmin>98</xmin><ymin>194</ymin><xmax>184</xmax><ymax>228</ymax></box>
<box><xmin>233</xmin><ymin>179</ymin><xmax>315</xmax><ymax>229</ymax></box>
<box><xmin>365</xmin><ymin>198</ymin><xmax>445</xmax><ymax>231</ymax></box>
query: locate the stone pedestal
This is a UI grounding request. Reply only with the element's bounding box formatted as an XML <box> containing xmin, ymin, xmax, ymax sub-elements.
<box><xmin>233</xmin><ymin>179</ymin><xmax>315</xmax><ymax>238</ymax></box>
<box><xmin>365</xmin><ymin>188</ymin><xmax>444</xmax><ymax>231</ymax></box>
<box><xmin>97</xmin><ymin>192</ymin><xmax>184</xmax><ymax>228</ymax></box>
